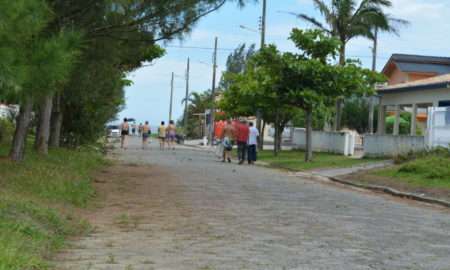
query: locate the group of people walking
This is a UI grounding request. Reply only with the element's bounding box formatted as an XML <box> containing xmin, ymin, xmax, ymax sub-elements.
<box><xmin>157</xmin><ymin>120</ymin><xmax>177</xmax><ymax>150</ymax></box>
<box><xmin>120</xmin><ymin>118</ymin><xmax>177</xmax><ymax>150</ymax></box>
<box><xmin>119</xmin><ymin>117</ymin><xmax>259</xmax><ymax>164</ymax></box>
<box><xmin>220</xmin><ymin>119</ymin><xmax>260</xmax><ymax>165</ymax></box>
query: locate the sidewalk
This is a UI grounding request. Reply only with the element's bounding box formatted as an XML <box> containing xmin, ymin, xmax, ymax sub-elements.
<box><xmin>307</xmin><ymin>160</ymin><xmax>394</xmax><ymax>178</ymax></box>
<box><xmin>290</xmin><ymin>161</ymin><xmax>450</xmax><ymax>208</ymax></box>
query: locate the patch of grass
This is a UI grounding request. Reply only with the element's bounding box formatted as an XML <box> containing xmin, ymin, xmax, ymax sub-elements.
<box><xmin>375</xmin><ymin>150</ymin><xmax>450</xmax><ymax>189</ymax></box>
<box><xmin>0</xmin><ymin>143</ymin><xmax>106</xmax><ymax>270</ymax></box>
<box><xmin>115</xmin><ymin>213</ymin><xmax>131</xmax><ymax>227</ymax></box>
<box><xmin>0</xmin><ymin>146</ymin><xmax>106</xmax><ymax>207</ymax></box>
<box><xmin>259</xmin><ymin>150</ymin><xmax>379</xmax><ymax>171</ymax></box>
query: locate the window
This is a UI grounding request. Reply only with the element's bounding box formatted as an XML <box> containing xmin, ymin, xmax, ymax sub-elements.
<box><xmin>439</xmin><ymin>100</ymin><xmax>450</xmax><ymax>107</ymax></box>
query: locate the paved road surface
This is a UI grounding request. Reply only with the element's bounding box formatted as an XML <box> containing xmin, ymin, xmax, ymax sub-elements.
<box><xmin>55</xmin><ymin>137</ymin><xmax>450</xmax><ymax>270</ymax></box>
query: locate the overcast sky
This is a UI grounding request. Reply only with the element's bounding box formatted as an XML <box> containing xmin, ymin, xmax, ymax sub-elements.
<box><xmin>118</xmin><ymin>0</ymin><xmax>450</xmax><ymax>127</ymax></box>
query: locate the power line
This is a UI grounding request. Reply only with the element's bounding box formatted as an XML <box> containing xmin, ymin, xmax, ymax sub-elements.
<box><xmin>165</xmin><ymin>45</ymin><xmax>235</xmax><ymax>51</ymax></box>
<box><xmin>165</xmin><ymin>45</ymin><xmax>390</xmax><ymax>60</ymax></box>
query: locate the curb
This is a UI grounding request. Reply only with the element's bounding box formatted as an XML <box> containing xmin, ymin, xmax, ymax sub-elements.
<box><xmin>294</xmin><ymin>171</ymin><xmax>450</xmax><ymax>208</ymax></box>
<box><xmin>327</xmin><ymin>176</ymin><xmax>450</xmax><ymax>208</ymax></box>
<box><xmin>286</xmin><ymin>165</ymin><xmax>450</xmax><ymax>209</ymax></box>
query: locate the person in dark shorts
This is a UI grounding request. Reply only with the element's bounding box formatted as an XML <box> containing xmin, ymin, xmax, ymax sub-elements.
<box><xmin>247</xmin><ymin>122</ymin><xmax>259</xmax><ymax>164</ymax></box>
<box><xmin>167</xmin><ymin>120</ymin><xmax>177</xmax><ymax>150</ymax></box>
<box><xmin>158</xmin><ymin>121</ymin><xmax>166</xmax><ymax>150</ymax></box>
<box><xmin>142</xmin><ymin>121</ymin><xmax>150</xmax><ymax>149</ymax></box>
<box><xmin>221</xmin><ymin>120</ymin><xmax>235</xmax><ymax>163</ymax></box>
<box><xmin>235</xmin><ymin>119</ymin><xmax>249</xmax><ymax>165</ymax></box>
<box><xmin>120</xmin><ymin>118</ymin><xmax>129</xmax><ymax>149</ymax></box>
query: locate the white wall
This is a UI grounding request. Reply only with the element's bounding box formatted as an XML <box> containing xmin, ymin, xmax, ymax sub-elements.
<box><xmin>0</xmin><ymin>105</ymin><xmax>10</xmax><ymax>119</ymax></box>
<box><xmin>364</xmin><ymin>135</ymin><xmax>426</xmax><ymax>157</ymax></box>
<box><xmin>427</xmin><ymin>107</ymin><xmax>450</xmax><ymax>148</ymax></box>
<box><xmin>292</xmin><ymin>128</ymin><xmax>355</xmax><ymax>156</ymax></box>
<box><xmin>0</xmin><ymin>104</ymin><xmax>19</xmax><ymax>119</ymax></box>
<box><xmin>380</xmin><ymin>87</ymin><xmax>450</xmax><ymax>107</ymax></box>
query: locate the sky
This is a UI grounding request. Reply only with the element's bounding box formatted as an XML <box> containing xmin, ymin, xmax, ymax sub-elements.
<box><xmin>118</xmin><ymin>0</ymin><xmax>450</xmax><ymax>127</ymax></box>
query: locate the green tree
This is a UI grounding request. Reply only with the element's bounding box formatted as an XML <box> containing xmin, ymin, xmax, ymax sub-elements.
<box><xmin>180</xmin><ymin>91</ymin><xmax>213</xmax><ymax>138</ymax></box>
<box><xmin>2</xmin><ymin>0</ymin><xmax>256</xmax><ymax>160</ymax></box>
<box><xmin>341</xmin><ymin>97</ymin><xmax>372</xmax><ymax>133</ymax></box>
<box><xmin>0</xmin><ymin>0</ymin><xmax>81</xmax><ymax>161</ymax></box>
<box><xmin>51</xmin><ymin>0</ymin><xmax>254</xmax><ymax>147</ymax></box>
<box><xmin>286</xmin><ymin>29</ymin><xmax>383</xmax><ymax>161</ymax></box>
<box><xmin>219</xmin><ymin>43</ymin><xmax>256</xmax><ymax>90</ymax></box>
<box><xmin>220</xmin><ymin>46</ymin><xmax>296</xmax><ymax>155</ymax></box>
<box><xmin>294</xmin><ymin>0</ymin><xmax>398</xmax><ymax>131</ymax></box>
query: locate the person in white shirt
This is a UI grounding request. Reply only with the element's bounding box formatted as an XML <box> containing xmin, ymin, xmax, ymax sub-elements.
<box><xmin>247</xmin><ymin>122</ymin><xmax>259</xmax><ymax>164</ymax></box>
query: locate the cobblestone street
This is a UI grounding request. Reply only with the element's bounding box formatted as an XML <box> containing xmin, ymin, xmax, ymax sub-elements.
<box><xmin>55</xmin><ymin>138</ymin><xmax>450</xmax><ymax>270</ymax></box>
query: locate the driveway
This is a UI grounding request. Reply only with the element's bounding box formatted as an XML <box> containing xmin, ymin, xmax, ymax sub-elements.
<box><xmin>54</xmin><ymin>137</ymin><xmax>450</xmax><ymax>270</ymax></box>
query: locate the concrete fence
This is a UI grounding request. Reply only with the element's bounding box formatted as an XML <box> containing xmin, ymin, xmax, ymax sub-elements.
<box><xmin>363</xmin><ymin>135</ymin><xmax>426</xmax><ymax>157</ymax></box>
<box><xmin>292</xmin><ymin>128</ymin><xmax>355</xmax><ymax>156</ymax></box>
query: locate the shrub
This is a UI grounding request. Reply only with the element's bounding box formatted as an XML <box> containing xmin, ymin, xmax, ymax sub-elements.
<box><xmin>398</xmin><ymin>149</ymin><xmax>450</xmax><ymax>180</ymax></box>
<box><xmin>0</xmin><ymin>118</ymin><xmax>14</xmax><ymax>145</ymax></box>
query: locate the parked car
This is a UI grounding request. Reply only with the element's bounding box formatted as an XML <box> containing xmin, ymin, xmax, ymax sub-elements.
<box><xmin>107</xmin><ymin>125</ymin><xmax>121</xmax><ymax>138</ymax></box>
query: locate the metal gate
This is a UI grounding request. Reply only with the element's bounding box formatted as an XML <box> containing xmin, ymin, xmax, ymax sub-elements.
<box><xmin>427</xmin><ymin>107</ymin><xmax>450</xmax><ymax>148</ymax></box>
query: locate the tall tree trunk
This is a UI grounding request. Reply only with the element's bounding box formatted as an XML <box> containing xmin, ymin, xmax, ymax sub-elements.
<box><xmin>256</xmin><ymin>109</ymin><xmax>263</xmax><ymax>150</ymax></box>
<box><xmin>10</xmin><ymin>99</ymin><xmax>34</xmax><ymax>162</ymax></box>
<box><xmin>276</xmin><ymin>123</ymin><xmax>283</xmax><ymax>153</ymax></box>
<box><xmin>36</xmin><ymin>93</ymin><xmax>54</xmax><ymax>155</ymax></box>
<box><xmin>305</xmin><ymin>108</ymin><xmax>313</xmax><ymax>162</ymax></box>
<box><xmin>338</xmin><ymin>43</ymin><xmax>346</xmax><ymax>66</ymax></box>
<box><xmin>273</xmin><ymin>109</ymin><xmax>280</xmax><ymax>156</ymax></box>
<box><xmin>49</xmin><ymin>94</ymin><xmax>63</xmax><ymax>148</ymax></box>
<box><xmin>273</xmin><ymin>124</ymin><xmax>278</xmax><ymax>157</ymax></box>
<box><xmin>334</xmin><ymin>43</ymin><xmax>346</xmax><ymax>131</ymax></box>
<box><xmin>333</xmin><ymin>99</ymin><xmax>343</xmax><ymax>131</ymax></box>
<box><xmin>34</xmin><ymin>112</ymin><xmax>40</xmax><ymax>149</ymax></box>
<box><xmin>261</xmin><ymin>121</ymin><xmax>266</xmax><ymax>150</ymax></box>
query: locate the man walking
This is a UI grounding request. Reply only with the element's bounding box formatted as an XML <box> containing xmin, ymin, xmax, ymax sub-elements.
<box><xmin>235</xmin><ymin>118</ymin><xmax>249</xmax><ymax>165</ymax></box>
<box><xmin>142</xmin><ymin>121</ymin><xmax>150</xmax><ymax>150</ymax></box>
<box><xmin>120</xmin><ymin>118</ymin><xmax>129</xmax><ymax>149</ymax></box>
<box><xmin>247</xmin><ymin>122</ymin><xmax>259</xmax><ymax>165</ymax></box>
<box><xmin>158</xmin><ymin>121</ymin><xmax>166</xmax><ymax>150</ymax></box>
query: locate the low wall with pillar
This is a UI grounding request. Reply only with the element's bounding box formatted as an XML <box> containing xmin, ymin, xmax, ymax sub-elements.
<box><xmin>364</xmin><ymin>135</ymin><xmax>426</xmax><ymax>157</ymax></box>
<box><xmin>292</xmin><ymin>128</ymin><xmax>355</xmax><ymax>156</ymax></box>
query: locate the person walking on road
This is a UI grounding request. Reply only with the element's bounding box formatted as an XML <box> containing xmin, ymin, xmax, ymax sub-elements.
<box><xmin>158</xmin><ymin>121</ymin><xmax>166</xmax><ymax>150</ymax></box>
<box><xmin>247</xmin><ymin>122</ymin><xmax>259</xmax><ymax>165</ymax></box>
<box><xmin>235</xmin><ymin>119</ymin><xmax>249</xmax><ymax>165</ymax></box>
<box><xmin>120</xmin><ymin>118</ymin><xmax>130</xmax><ymax>149</ymax></box>
<box><xmin>142</xmin><ymin>121</ymin><xmax>150</xmax><ymax>150</ymax></box>
<box><xmin>138</xmin><ymin>123</ymin><xmax>143</xmax><ymax>137</ymax></box>
<box><xmin>221</xmin><ymin>120</ymin><xmax>235</xmax><ymax>163</ymax></box>
<box><xmin>167</xmin><ymin>120</ymin><xmax>177</xmax><ymax>150</ymax></box>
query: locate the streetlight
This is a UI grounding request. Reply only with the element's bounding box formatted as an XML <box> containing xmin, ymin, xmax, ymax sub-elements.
<box><xmin>239</xmin><ymin>25</ymin><xmax>258</xmax><ymax>33</ymax></box>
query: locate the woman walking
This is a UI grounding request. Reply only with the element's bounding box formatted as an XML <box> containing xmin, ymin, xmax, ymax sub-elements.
<box><xmin>120</xmin><ymin>118</ymin><xmax>130</xmax><ymax>149</ymax></box>
<box><xmin>166</xmin><ymin>120</ymin><xmax>177</xmax><ymax>150</ymax></box>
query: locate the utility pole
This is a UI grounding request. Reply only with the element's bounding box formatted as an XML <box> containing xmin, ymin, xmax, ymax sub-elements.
<box><xmin>169</xmin><ymin>72</ymin><xmax>174</xmax><ymax>122</ymax></box>
<box><xmin>256</xmin><ymin>0</ymin><xmax>267</xmax><ymax>150</ymax></box>
<box><xmin>184</xmin><ymin>57</ymin><xmax>190</xmax><ymax>128</ymax></box>
<box><xmin>260</xmin><ymin>0</ymin><xmax>267</xmax><ymax>48</ymax></box>
<box><xmin>208</xmin><ymin>37</ymin><xmax>218</xmax><ymax>145</ymax></box>
<box><xmin>368</xmin><ymin>27</ymin><xmax>378</xmax><ymax>134</ymax></box>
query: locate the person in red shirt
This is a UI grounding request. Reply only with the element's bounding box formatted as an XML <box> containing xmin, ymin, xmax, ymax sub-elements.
<box><xmin>235</xmin><ymin>119</ymin><xmax>250</xmax><ymax>165</ymax></box>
